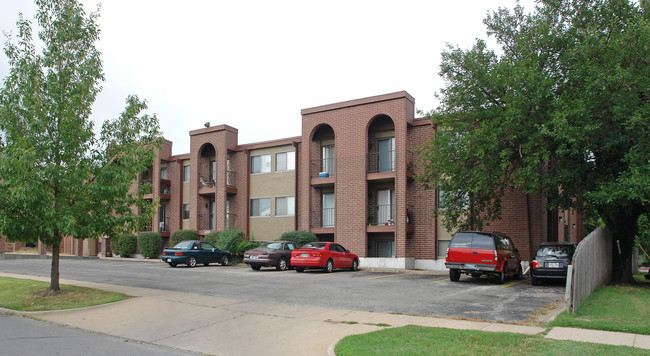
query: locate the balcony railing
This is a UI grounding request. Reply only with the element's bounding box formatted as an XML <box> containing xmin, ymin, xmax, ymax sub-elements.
<box><xmin>367</xmin><ymin>204</ymin><xmax>414</xmax><ymax>226</ymax></box>
<box><xmin>227</xmin><ymin>170</ymin><xmax>236</xmax><ymax>189</ymax></box>
<box><xmin>366</xmin><ymin>150</ymin><xmax>415</xmax><ymax>174</ymax></box>
<box><xmin>310</xmin><ymin>158</ymin><xmax>336</xmax><ymax>178</ymax></box>
<box><xmin>199</xmin><ymin>175</ymin><xmax>215</xmax><ymax>189</ymax></box>
<box><xmin>198</xmin><ymin>213</ymin><xmax>216</xmax><ymax>231</ymax></box>
<box><xmin>311</xmin><ymin>208</ymin><xmax>335</xmax><ymax>228</ymax></box>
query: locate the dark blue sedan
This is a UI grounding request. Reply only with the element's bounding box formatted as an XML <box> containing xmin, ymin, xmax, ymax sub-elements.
<box><xmin>161</xmin><ymin>240</ymin><xmax>231</xmax><ymax>267</ymax></box>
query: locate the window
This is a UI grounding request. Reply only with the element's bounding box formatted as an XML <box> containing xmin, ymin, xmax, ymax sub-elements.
<box><xmin>377</xmin><ymin>240</ymin><xmax>395</xmax><ymax>257</ymax></box>
<box><xmin>437</xmin><ymin>240</ymin><xmax>450</xmax><ymax>258</ymax></box>
<box><xmin>321</xmin><ymin>145</ymin><xmax>335</xmax><ymax>175</ymax></box>
<box><xmin>160</xmin><ymin>167</ymin><xmax>168</xmax><ymax>180</ymax></box>
<box><xmin>276</xmin><ymin>151</ymin><xmax>295</xmax><ymax>172</ymax></box>
<box><xmin>182</xmin><ymin>203</ymin><xmax>190</xmax><ymax>220</ymax></box>
<box><xmin>275</xmin><ymin>196</ymin><xmax>295</xmax><ymax>216</ymax></box>
<box><xmin>183</xmin><ymin>165</ymin><xmax>190</xmax><ymax>182</ymax></box>
<box><xmin>377</xmin><ymin>189</ymin><xmax>395</xmax><ymax>225</ymax></box>
<box><xmin>251</xmin><ymin>154</ymin><xmax>271</xmax><ymax>174</ymax></box>
<box><xmin>322</xmin><ymin>193</ymin><xmax>335</xmax><ymax>227</ymax></box>
<box><xmin>250</xmin><ymin>198</ymin><xmax>271</xmax><ymax>217</ymax></box>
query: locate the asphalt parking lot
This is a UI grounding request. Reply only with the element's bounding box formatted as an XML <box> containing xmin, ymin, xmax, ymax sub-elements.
<box><xmin>0</xmin><ymin>258</ymin><xmax>565</xmax><ymax>322</ymax></box>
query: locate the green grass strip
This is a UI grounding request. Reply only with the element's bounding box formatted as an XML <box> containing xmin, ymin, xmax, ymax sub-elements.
<box><xmin>0</xmin><ymin>276</ymin><xmax>131</xmax><ymax>311</ymax></box>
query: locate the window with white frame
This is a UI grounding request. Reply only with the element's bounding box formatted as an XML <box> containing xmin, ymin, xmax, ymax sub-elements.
<box><xmin>160</xmin><ymin>167</ymin><xmax>168</xmax><ymax>179</ymax></box>
<box><xmin>250</xmin><ymin>198</ymin><xmax>271</xmax><ymax>217</ymax></box>
<box><xmin>275</xmin><ymin>196</ymin><xmax>295</xmax><ymax>216</ymax></box>
<box><xmin>182</xmin><ymin>203</ymin><xmax>190</xmax><ymax>220</ymax></box>
<box><xmin>251</xmin><ymin>154</ymin><xmax>271</xmax><ymax>174</ymax></box>
<box><xmin>183</xmin><ymin>165</ymin><xmax>190</xmax><ymax>182</ymax></box>
<box><xmin>275</xmin><ymin>151</ymin><xmax>295</xmax><ymax>172</ymax></box>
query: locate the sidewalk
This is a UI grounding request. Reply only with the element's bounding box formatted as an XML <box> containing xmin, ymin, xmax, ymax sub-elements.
<box><xmin>1</xmin><ymin>272</ymin><xmax>648</xmax><ymax>355</ymax></box>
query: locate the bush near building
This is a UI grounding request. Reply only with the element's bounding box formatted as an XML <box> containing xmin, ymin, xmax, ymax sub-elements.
<box><xmin>279</xmin><ymin>230</ymin><xmax>316</xmax><ymax>246</ymax></box>
<box><xmin>138</xmin><ymin>232</ymin><xmax>162</xmax><ymax>259</ymax></box>
<box><xmin>114</xmin><ymin>234</ymin><xmax>137</xmax><ymax>258</ymax></box>
<box><xmin>170</xmin><ymin>230</ymin><xmax>198</xmax><ymax>246</ymax></box>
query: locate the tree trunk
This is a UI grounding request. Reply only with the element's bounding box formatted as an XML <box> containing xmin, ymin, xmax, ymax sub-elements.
<box><xmin>605</xmin><ymin>203</ymin><xmax>642</xmax><ymax>284</ymax></box>
<box><xmin>50</xmin><ymin>232</ymin><xmax>62</xmax><ymax>292</ymax></box>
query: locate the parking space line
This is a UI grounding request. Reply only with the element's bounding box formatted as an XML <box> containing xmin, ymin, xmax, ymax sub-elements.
<box><xmin>501</xmin><ymin>279</ymin><xmax>529</xmax><ymax>288</ymax></box>
<box><xmin>367</xmin><ymin>274</ymin><xmax>403</xmax><ymax>280</ymax></box>
<box><xmin>429</xmin><ymin>278</ymin><xmax>449</xmax><ymax>284</ymax></box>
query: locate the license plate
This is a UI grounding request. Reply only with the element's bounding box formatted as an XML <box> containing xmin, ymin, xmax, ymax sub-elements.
<box><xmin>250</xmin><ymin>256</ymin><xmax>258</xmax><ymax>260</ymax></box>
<box><xmin>301</xmin><ymin>253</ymin><xmax>309</xmax><ymax>257</ymax></box>
<box><xmin>464</xmin><ymin>264</ymin><xmax>477</xmax><ymax>269</ymax></box>
<box><xmin>167</xmin><ymin>258</ymin><xmax>172</xmax><ymax>263</ymax></box>
<box><xmin>548</xmin><ymin>262</ymin><xmax>560</xmax><ymax>268</ymax></box>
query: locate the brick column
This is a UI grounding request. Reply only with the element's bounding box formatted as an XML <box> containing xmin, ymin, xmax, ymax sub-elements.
<box><xmin>0</xmin><ymin>235</ymin><xmax>5</xmax><ymax>255</ymax></box>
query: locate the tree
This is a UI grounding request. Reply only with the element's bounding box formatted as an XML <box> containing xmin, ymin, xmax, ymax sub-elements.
<box><xmin>419</xmin><ymin>0</ymin><xmax>649</xmax><ymax>283</ymax></box>
<box><xmin>0</xmin><ymin>0</ymin><xmax>162</xmax><ymax>292</ymax></box>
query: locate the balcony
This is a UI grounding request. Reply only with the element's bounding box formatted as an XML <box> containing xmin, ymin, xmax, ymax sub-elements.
<box><xmin>310</xmin><ymin>158</ymin><xmax>336</xmax><ymax>186</ymax></box>
<box><xmin>366</xmin><ymin>204</ymin><xmax>415</xmax><ymax>233</ymax></box>
<box><xmin>198</xmin><ymin>213</ymin><xmax>216</xmax><ymax>233</ymax></box>
<box><xmin>367</xmin><ymin>151</ymin><xmax>415</xmax><ymax>181</ymax></box>
<box><xmin>159</xmin><ymin>179</ymin><xmax>171</xmax><ymax>200</ymax></box>
<box><xmin>310</xmin><ymin>208</ymin><xmax>335</xmax><ymax>233</ymax></box>
<box><xmin>226</xmin><ymin>170</ymin><xmax>237</xmax><ymax>194</ymax></box>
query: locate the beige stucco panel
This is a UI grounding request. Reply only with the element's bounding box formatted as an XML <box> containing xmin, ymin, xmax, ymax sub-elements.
<box><xmin>249</xmin><ymin>217</ymin><xmax>295</xmax><ymax>241</ymax></box>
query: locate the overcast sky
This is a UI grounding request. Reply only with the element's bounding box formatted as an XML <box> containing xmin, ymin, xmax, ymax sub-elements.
<box><xmin>0</xmin><ymin>0</ymin><xmax>535</xmax><ymax>155</ymax></box>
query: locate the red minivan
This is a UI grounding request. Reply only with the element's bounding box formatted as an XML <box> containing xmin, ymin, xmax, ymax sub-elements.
<box><xmin>445</xmin><ymin>231</ymin><xmax>522</xmax><ymax>284</ymax></box>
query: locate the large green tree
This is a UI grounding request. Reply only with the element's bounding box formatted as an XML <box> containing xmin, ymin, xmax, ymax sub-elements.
<box><xmin>0</xmin><ymin>0</ymin><xmax>161</xmax><ymax>291</ymax></box>
<box><xmin>419</xmin><ymin>0</ymin><xmax>649</xmax><ymax>282</ymax></box>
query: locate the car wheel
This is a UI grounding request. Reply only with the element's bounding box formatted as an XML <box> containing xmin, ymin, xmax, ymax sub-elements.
<box><xmin>295</xmin><ymin>267</ymin><xmax>304</xmax><ymax>273</ymax></box>
<box><xmin>449</xmin><ymin>268</ymin><xmax>461</xmax><ymax>282</ymax></box>
<box><xmin>204</xmin><ymin>263</ymin><xmax>210</xmax><ymax>266</ymax></box>
<box><xmin>251</xmin><ymin>264</ymin><xmax>262</xmax><ymax>271</ymax></box>
<box><xmin>168</xmin><ymin>262</ymin><xmax>177</xmax><ymax>268</ymax></box>
<box><xmin>187</xmin><ymin>256</ymin><xmax>197</xmax><ymax>268</ymax></box>
<box><xmin>276</xmin><ymin>257</ymin><xmax>288</xmax><ymax>271</ymax></box>
<box><xmin>324</xmin><ymin>259</ymin><xmax>334</xmax><ymax>273</ymax></box>
<box><xmin>514</xmin><ymin>264</ymin><xmax>523</xmax><ymax>280</ymax></box>
<box><xmin>495</xmin><ymin>266</ymin><xmax>506</xmax><ymax>284</ymax></box>
<box><xmin>350</xmin><ymin>259</ymin><xmax>359</xmax><ymax>271</ymax></box>
<box><xmin>221</xmin><ymin>255</ymin><xmax>229</xmax><ymax>266</ymax></box>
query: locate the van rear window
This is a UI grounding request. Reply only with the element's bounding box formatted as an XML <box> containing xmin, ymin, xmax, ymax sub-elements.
<box><xmin>449</xmin><ymin>232</ymin><xmax>495</xmax><ymax>250</ymax></box>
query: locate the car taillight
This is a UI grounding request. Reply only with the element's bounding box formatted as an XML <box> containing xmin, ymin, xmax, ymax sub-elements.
<box><xmin>532</xmin><ymin>260</ymin><xmax>539</xmax><ymax>268</ymax></box>
<box><xmin>445</xmin><ymin>248</ymin><xmax>449</xmax><ymax>259</ymax></box>
<box><xmin>494</xmin><ymin>250</ymin><xmax>498</xmax><ymax>261</ymax></box>
<box><xmin>261</xmin><ymin>252</ymin><xmax>269</xmax><ymax>256</ymax></box>
<box><xmin>174</xmin><ymin>252</ymin><xmax>184</xmax><ymax>256</ymax></box>
<box><xmin>312</xmin><ymin>252</ymin><xmax>322</xmax><ymax>257</ymax></box>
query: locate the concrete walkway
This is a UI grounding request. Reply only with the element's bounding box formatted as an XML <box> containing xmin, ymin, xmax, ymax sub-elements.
<box><xmin>1</xmin><ymin>272</ymin><xmax>649</xmax><ymax>355</ymax></box>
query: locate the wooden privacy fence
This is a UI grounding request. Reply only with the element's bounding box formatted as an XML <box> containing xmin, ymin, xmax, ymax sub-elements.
<box><xmin>565</xmin><ymin>228</ymin><xmax>612</xmax><ymax>313</ymax></box>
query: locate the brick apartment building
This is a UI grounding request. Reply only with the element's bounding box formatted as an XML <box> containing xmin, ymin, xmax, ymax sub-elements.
<box><xmin>0</xmin><ymin>91</ymin><xmax>583</xmax><ymax>269</ymax></box>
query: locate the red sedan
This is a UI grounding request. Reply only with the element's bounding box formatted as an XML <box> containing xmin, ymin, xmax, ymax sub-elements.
<box><xmin>290</xmin><ymin>242</ymin><xmax>359</xmax><ymax>273</ymax></box>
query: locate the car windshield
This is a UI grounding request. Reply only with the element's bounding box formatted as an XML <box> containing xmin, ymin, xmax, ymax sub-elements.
<box><xmin>303</xmin><ymin>242</ymin><xmax>326</xmax><ymax>249</ymax></box>
<box><xmin>260</xmin><ymin>242</ymin><xmax>283</xmax><ymax>249</ymax></box>
<box><xmin>173</xmin><ymin>241</ymin><xmax>193</xmax><ymax>249</ymax></box>
<box><xmin>537</xmin><ymin>245</ymin><xmax>574</xmax><ymax>257</ymax></box>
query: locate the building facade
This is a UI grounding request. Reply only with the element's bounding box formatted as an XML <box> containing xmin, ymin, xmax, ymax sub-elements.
<box><xmin>1</xmin><ymin>91</ymin><xmax>584</xmax><ymax>269</ymax></box>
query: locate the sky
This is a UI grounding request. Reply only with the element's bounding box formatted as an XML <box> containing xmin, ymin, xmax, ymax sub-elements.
<box><xmin>0</xmin><ymin>0</ymin><xmax>535</xmax><ymax>155</ymax></box>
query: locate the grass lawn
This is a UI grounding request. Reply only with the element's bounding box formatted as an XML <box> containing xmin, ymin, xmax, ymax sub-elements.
<box><xmin>549</xmin><ymin>275</ymin><xmax>650</xmax><ymax>335</ymax></box>
<box><xmin>334</xmin><ymin>325</ymin><xmax>645</xmax><ymax>355</ymax></box>
<box><xmin>0</xmin><ymin>276</ymin><xmax>130</xmax><ymax>311</ymax></box>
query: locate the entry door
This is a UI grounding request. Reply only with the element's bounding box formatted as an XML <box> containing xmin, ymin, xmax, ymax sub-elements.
<box><xmin>322</xmin><ymin>145</ymin><xmax>335</xmax><ymax>176</ymax></box>
<box><xmin>377</xmin><ymin>189</ymin><xmax>395</xmax><ymax>225</ymax></box>
<box><xmin>322</xmin><ymin>193</ymin><xmax>335</xmax><ymax>227</ymax></box>
<box><xmin>377</xmin><ymin>137</ymin><xmax>395</xmax><ymax>172</ymax></box>
<box><xmin>159</xmin><ymin>205</ymin><xmax>167</xmax><ymax>231</ymax></box>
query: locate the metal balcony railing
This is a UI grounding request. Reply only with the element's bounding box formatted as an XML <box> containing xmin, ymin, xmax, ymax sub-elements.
<box><xmin>227</xmin><ymin>170</ymin><xmax>236</xmax><ymax>189</ymax></box>
<box><xmin>310</xmin><ymin>158</ymin><xmax>336</xmax><ymax>178</ymax></box>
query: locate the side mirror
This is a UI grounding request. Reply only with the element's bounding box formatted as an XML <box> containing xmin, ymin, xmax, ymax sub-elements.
<box><xmin>346</xmin><ymin>249</ymin><xmax>350</xmax><ymax>253</ymax></box>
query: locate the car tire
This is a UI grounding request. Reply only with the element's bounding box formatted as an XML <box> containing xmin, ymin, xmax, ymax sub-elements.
<box><xmin>204</xmin><ymin>263</ymin><xmax>210</xmax><ymax>267</ymax></box>
<box><xmin>251</xmin><ymin>264</ymin><xmax>262</xmax><ymax>271</ymax></box>
<box><xmin>187</xmin><ymin>256</ymin><xmax>197</xmax><ymax>268</ymax></box>
<box><xmin>495</xmin><ymin>266</ymin><xmax>506</xmax><ymax>284</ymax></box>
<box><xmin>295</xmin><ymin>267</ymin><xmax>304</xmax><ymax>273</ymax></box>
<box><xmin>324</xmin><ymin>259</ymin><xmax>334</xmax><ymax>273</ymax></box>
<box><xmin>168</xmin><ymin>262</ymin><xmax>177</xmax><ymax>268</ymax></box>
<box><xmin>514</xmin><ymin>264</ymin><xmax>523</xmax><ymax>280</ymax></box>
<box><xmin>449</xmin><ymin>268</ymin><xmax>461</xmax><ymax>282</ymax></box>
<box><xmin>276</xmin><ymin>257</ymin><xmax>288</xmax><ymax>271</ymax></box>
<box><xmin>350</xmin><ymin>259</ymin><xmax>359</xmax><ymax>271</ymax></box>
<box><xmin>221</xmin><ymin>255</ymin><xmax>229</xmax><ymax>266</ymax></box>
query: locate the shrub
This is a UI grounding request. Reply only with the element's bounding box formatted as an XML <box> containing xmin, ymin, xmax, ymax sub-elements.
<box><xmin>204</xmin><ymin>231</ymin><xmax>220</xmax><ymax>247</ymax></box>
<box><xmin>279</xmin><ymin>230</ymin><xmax>316</xmax><ymax>246</ymax></box>
<box><xmin>170</xmin><ymin>229</ymin><xmax>198</xmax><ymax>246</ymax></box>
<box><xmin>138</xmin><ymin>232</ymin><xmax>162</xmax><ymax>259</ymax></box>
<box><xmin>214</xmin><ymin>229</ymin><xmax>244</xmax><ymax>251</ymax></box>
<box><xmin>235</xmin><ymin>240</ymin><xmax>260</xmax><ymax>255</ymax></box>
<box><xmin>114</xmin><ymin>234</ymin><xmax>137</xmax><ymax>258</ymax></box>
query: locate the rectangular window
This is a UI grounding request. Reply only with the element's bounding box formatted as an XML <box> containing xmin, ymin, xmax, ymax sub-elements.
<box><xmin>183</xmin><ymin>165</ymin><xmax>190</xmax><ymax>182</ymax></box>
<box><xmin>160</xmin><ymin>167</ymin><xmax>168</xmax><ymax>180</ymax></box>
<box><xmin>321</xmin><ymin>145</ymin><xmax>335</xmax><ymax>176</ymax></box>
<box><xmin>250</xmin><ymin>198</ymin><xmax>271</xmax><ymax>217</ymax></box>
<box><xmin>275</xmin><ymin>196</ymin><xmax>295</xmax><ymax>216</ymax></box>
<box><xmin>182</xmin><ymin>203</ymin><xmax>190</xmax><ymax>220</ymax></box>
<box><xmin>377</xmin><ymin>137</ymin><xmax>395</xmax><ymax>172</ymax></box>
<box><xmin>377</xmin><ymin>240</ymin><xmax>395</xmax><ymax>258</ymax></box>
<box><xmin>251</xmin><ymin>154</ymin><xmax>271</xmax><ymax>174</ymax></box>
<box><xmin>275</xmin><ymin>151</ymin><xmax>295</xmax><ymax>172</ymax></box>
